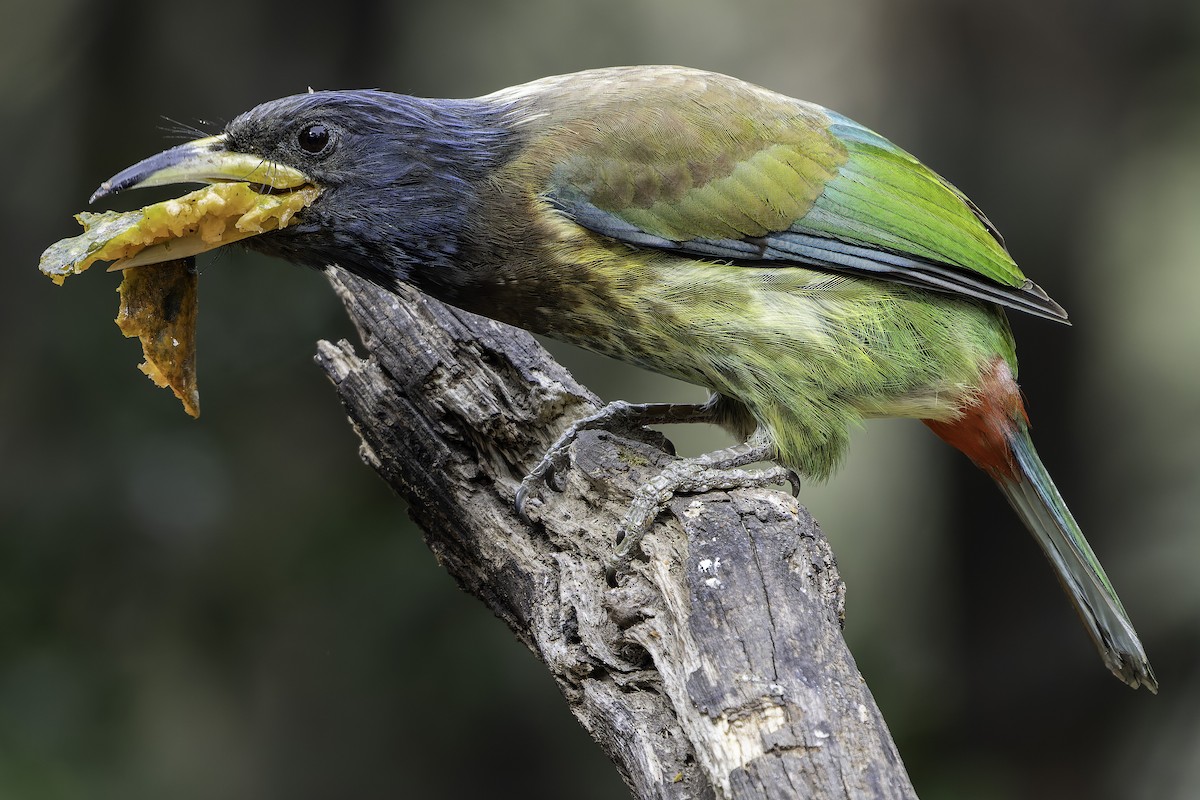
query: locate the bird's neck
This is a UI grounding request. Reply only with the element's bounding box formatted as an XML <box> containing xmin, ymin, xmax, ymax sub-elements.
<box><xmin>368</xmin><ymin>98</ymin><xmax>516</xmax><ymax>291</ymax></box>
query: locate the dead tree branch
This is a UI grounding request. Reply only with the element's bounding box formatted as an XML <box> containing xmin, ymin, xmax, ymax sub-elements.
<box><xmin>314</xmin><ymin>269</ymin><xmax>917</xmax><ymax>800</ymax></box>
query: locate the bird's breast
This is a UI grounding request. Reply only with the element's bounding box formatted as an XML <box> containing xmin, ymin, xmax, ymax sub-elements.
<box><xmin>476</xmin><ymin>202</ymin><xmax>1004</xmax><ymax>406</ymax></box>
<box><xmin>455</xmin><ymin>197</ymin><xmax>1017</xmax><ymax>478</ymax></box>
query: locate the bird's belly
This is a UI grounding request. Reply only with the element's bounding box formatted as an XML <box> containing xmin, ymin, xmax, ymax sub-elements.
<box><xmin>500</xmin><ymin>251</ymin><xmax>1014</xmax><ymax>477</ymax></box>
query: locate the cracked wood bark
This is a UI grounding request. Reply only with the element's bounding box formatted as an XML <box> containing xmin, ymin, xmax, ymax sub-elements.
<box><xmin>314</xmin><ymin>268</ymin><xmax>918</xmax><ymax>800</ymax></box>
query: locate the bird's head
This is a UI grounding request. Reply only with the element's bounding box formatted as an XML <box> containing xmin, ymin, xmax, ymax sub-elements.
<box><xmin>92</xmin><ymin>90</ymin><xmax>512</xmax><ymax>291</ymax></box>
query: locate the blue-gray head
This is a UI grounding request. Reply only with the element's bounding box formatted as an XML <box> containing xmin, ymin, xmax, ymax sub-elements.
<box><xmin>92</xmin><ymin>90</ymin><xmax>514</xmax><ymax>290</ymax></box>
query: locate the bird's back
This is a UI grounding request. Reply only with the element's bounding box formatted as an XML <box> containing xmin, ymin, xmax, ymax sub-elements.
<box><xmin>475</xmin><ymin>66</ymin><xmax>1063</xmax><ymax>323</ymax></box>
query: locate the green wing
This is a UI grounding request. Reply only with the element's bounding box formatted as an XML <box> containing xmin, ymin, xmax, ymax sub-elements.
<box><xmin>521</xmin><ymin>69</ymin><xmax>1066</xmax><ymax>322</ymax></box>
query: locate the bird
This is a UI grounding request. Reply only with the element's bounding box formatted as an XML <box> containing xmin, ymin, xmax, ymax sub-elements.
<box><xmin>89</xmin><ymin>65</ymin><xmax>1155</xmax><ymax>691</ymax></box>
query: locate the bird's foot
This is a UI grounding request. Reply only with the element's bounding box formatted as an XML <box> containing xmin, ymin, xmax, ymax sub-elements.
<box><xmin>515</xmin><ymin>399</ymin><xmax>716</xmax><ymax>522</ymax></box>
<box><xmin>612</xmin><ymin>456</ymin><xmax>800</xmax><ymax>565</ymax></box>
<box><xmin>517</xmin><ymin>408</ymin><xmax>798</xmax><ymax>568</ymax></box>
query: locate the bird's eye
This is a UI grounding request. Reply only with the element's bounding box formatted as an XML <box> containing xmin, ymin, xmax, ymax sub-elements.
<box><xmin>297</xmin><ymin>123</ymin><xmax>331</xmax><ymax>154</ymax></box>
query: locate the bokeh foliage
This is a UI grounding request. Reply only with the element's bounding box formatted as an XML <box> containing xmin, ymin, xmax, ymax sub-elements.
<box><xmin>4</xmin><ymin>0</ymin><xmax>1200</xmax><ymax>797</ymax></box>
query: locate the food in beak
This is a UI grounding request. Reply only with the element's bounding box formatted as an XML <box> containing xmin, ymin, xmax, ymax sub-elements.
<box><xmin>40</xmin><ymin>181</ymin><xmax>320</xmax><ymax>416</ymax></box>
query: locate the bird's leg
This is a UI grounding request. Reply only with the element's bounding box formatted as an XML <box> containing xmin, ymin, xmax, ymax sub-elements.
<box><xmin>516</xmin><ymin>399</ymin><xmax>719</xmax><ymax>522</ymax></box>
<box><xmin>614</xmin><ymin>428</ymin><xmax>799</xmax><ymax>561</ymax></box>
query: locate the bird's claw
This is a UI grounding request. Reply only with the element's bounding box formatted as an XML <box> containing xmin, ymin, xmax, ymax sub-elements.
<box><xmin>515</xmin><ymin>450</ymin><xmax>568</xmax><ymax>523</ymax></box>
<box><xmin>516</xmin><ymin>408</ymin><xmax>799</xmax><ymax>572</ymax></box>
<box><xmin>783</xmin><ymin>468</ymin><xmax>802</xmax><ymax>497</ymax></box>
<box><xmin>514</xmin><ymin>480</ymin><xmax>536</xmax><ymax>525</ymax></box>
<box><xmin>514</xmin><ymin>400</ymin><xmax>665</xmax><ymax>523</ymax></box>
<box><xmin>609</xmin><ymin>462</ymin><xmax>802</xmax><ymax>562</ymax></box>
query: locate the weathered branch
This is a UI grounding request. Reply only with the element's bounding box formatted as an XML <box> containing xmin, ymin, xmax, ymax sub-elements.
<box><xmin>314</xmin><ymin>268</ymin><xmax>918</xmax><ymax>800</ymax></box>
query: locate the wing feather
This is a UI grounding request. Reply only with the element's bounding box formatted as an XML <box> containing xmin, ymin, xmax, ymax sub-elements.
<box><xmin>506</xmin><ymin>67</ymin><xmax>1067</xmax><ymax>322</ymax></box>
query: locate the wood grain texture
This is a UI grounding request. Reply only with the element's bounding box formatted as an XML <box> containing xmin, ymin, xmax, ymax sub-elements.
<box><xmin>314</xmin><ymin>267</ymin><xmax>918</xmax><ymax>800</ymax></box>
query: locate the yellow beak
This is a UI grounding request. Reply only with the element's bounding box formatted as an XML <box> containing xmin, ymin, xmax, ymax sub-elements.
<box><xmin>91</xmin><ymin>134</ymin><xmax>311</xmax><ymax>203</ymax></box>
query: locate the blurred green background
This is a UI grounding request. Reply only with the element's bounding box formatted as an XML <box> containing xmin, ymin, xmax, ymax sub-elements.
<box><xmin>4</xmin><ymin>0</ymin><xmax>1199</xmax><ymax>797</ymax></box>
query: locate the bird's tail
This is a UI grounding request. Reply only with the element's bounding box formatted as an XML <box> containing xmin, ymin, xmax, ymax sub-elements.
<box><xmin>995</xmin><ymin>424</ymin><xmax>1157</xmax><ymax>692</ymax></box>
<box><xmin>925</xmin><ymin>358</ymin><xmax>1155</xmax><ymax>691</ymax></box>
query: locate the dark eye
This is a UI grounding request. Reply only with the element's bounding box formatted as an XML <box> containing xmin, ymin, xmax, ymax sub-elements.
<box><xmin>297</xmin><ymin>123</ymin><xmax>331</xmax><ymax>154</ymax></box>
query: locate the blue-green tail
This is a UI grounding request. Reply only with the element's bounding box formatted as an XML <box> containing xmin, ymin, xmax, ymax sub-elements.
<box><xmin>998</xmin><ymin>427</ymin><xmax>1157</xmax><ymax>691</ymax></box>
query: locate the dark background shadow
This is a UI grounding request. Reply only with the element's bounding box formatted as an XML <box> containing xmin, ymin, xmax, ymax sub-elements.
<box><xmin>4</xmin><ymin>0</ymin><xmax>1199</xmax><ymax>797</ymax></box>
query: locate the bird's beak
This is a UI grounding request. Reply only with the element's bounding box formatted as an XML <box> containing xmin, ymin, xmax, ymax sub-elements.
<box><xmin>80</xmin><ymin>134</ymin><xmax>320</xmax><ymax>272</ymax></box>
<box><xmin>90</xmin><ymin>134</ymin><xmax>311</xmax><ymax>204</ymax></box>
